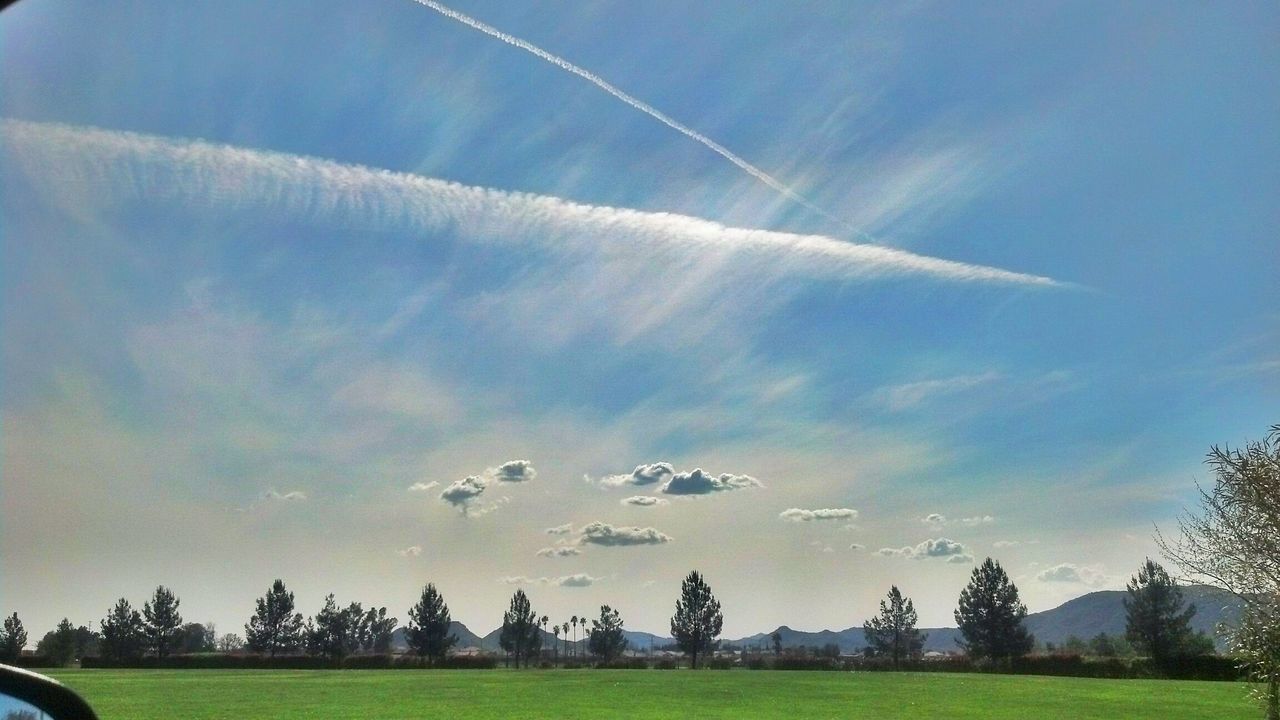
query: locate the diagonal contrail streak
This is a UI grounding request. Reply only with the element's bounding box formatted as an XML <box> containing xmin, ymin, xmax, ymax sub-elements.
<box><xmin>410</xmin><ymin>0</ymin><xmax>853</xmax><ymax>231</ymax></box>
<box><xmin>0</xmin><ymin>118</ymin><xmax>1061</xmax><ymax>288</ymax></box>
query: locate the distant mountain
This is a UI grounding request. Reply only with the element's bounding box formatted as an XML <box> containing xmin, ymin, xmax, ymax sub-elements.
<box><xmin>390</xmin><ymin>621</ymin><xmax>483</xmax><ymax>651</ymax></box>
<box><xmin>729</xmin><ymin>585</ymin><xmax>1243</xmax><ymax>654</ymax></box>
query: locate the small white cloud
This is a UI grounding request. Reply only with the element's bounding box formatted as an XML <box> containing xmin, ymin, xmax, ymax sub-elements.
<box><xmin>536</xmin><ymin>546</ymin><xmax>582</xmax><ymax>558</ymax></box>
<box><xmin>490</xmin><ymin>460</ymin><xmax>536</xmax><ymax>483</ymax></box>
<box><xmin>993</xmin><ymin>539</ymin><xmax>1038</xmax><ymax>548</ymax></box>
<box><xmin>876</xmin><ymin>537</ymin><xmax>973</xmax><ymax>563</ymax></box>
<box><xmin>439</xmin><ymin>475</ymin><xmax>487</xmax><ymax>509</ymax></box>
<box><xmin>407</xmin><ymin>481</ymin><xmax>439</xmax><ymax>492</ymax></box>
<box><xmin>780</xmin><ymin>508</ymin><xmax>858</xmax><ymax>522</ymax></box>
<box><xmin>922</xmin><ymin>513</ymin><xmax>947</xmax><ymax>525</ymax></box>
<box><xmin>601</xmin><ymin>462</ymin><xmax>675</xmax><ymax>488</ymax></box>
<box><xmin>578</xmin><ymin>521</ymin><xmax>672</xmax><ymax>546</ymax></box>
<box><xmin>1036</xmin><ymin>563</ymin><xmax>1108</xmax><ymax>586</ymax></box>
<box><xmin>661</xmin><ymin>468</ymin><xmax>761</xmax><ymax>495</ymax></box>
<box><xmin>959</xmin><ymin>515</ymin><xmax>995</xmax><ymax>526</ymax></box>
<box><xmin>621</xmin><ymin>495</ymin><xmax>668</xmax><ymax>507</ymax></box>
<box><xmin>263</xmin><ymin>489</ymin><xmax>307</xmax><ymax>502</ymax></box>
<box><xmin>545</xmin><ymin>523</ymin><xmax>573</xmax><ymax>535</ymax></box>
<box><xmin>849</xmin><ymin>543</ymin><xmax>865</xmax><ymax>551</ymax></box>
<box><xmin>397</xmin><ymin>546</ymin><xmax>422</xmax><ymax>557</ymax></box>
<box><xmin>498</xmin><ymin>574</ymin><xmax>599</xmax><ymax>588</ymax></box>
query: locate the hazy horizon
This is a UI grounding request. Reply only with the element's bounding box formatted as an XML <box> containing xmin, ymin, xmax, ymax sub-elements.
<box><xmin>1</xmin><ymin>0</ymin><xmax>1276</xmax><ymax>643</ymax></box>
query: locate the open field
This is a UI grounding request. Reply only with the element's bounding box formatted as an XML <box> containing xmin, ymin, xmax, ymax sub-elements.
<box><xmin>46</xmin><ymin>669</ymin><xmax>1257</xmax><ymax>720</ymax></box>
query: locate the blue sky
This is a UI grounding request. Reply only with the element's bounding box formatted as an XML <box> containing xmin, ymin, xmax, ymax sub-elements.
<box><xmin>1</xmin><ymin>0</ymin><xmax>1276</xmax><ymax>640</ymax></box>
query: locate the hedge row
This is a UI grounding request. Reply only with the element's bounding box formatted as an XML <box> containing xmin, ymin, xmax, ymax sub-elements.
<box><xmin>742</xmin><ymin>654</ymin><xmax>1244</xmax><ymax>680</ymax></box>
<box><xmin>80</xmin><ymin>654</ymin><xmax>496</xmax><ymax>670</ymax></box>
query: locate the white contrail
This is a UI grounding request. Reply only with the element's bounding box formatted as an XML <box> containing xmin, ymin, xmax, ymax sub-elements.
<box><xmin>410</xmin><ymin>0</ymin><xmax>851</xmax><ymax>230</ymax></box>
<box><xmin>0</xmin><ymin>118</ymin><xmax>1059</xmax><ymax>287</ymax></box>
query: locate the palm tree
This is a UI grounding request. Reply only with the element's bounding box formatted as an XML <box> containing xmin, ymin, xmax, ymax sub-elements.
<box><xmin>539</xmin><ymin>615</ymin><xmax>549</xmax><ymax>663</ymax></box>
<box><xmin>561</xmin><ymin>622</ymin><xmax>569</xmax><ymax>660</ymax></box>
<box><xmin>570</xmin><ymin>615</ymin><xmax>579</xmax><ymax>659</ymax></box>
<box><xmin>552</xmin><ymin>625</ymin><xmax>560</xmax><ymax>665</ymax></box>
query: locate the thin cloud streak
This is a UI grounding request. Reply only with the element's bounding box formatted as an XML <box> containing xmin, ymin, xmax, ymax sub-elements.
<box><xmin>410</xmin><ymin>0</ymin><xmax>849</xmax><ymax>230</ymax></box>
<box><xmin>0</xmin><ymin>119</ymin><xmax>1059</xmax><ymax>287</ymax></box>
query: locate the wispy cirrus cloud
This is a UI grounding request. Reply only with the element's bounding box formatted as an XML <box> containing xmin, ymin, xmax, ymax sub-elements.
<box><xmin>0</xmin><ymin>119</ymin><xmax>1060</xmax><ymax>289</ymax></box>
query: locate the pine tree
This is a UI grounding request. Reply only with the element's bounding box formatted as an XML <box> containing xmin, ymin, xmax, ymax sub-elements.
<box><xmin>360</xmin><ymin>606</ymin><xmax>398</xmax><ymax>654</ymax></box>
<box><xmin>406</xmin><ymin>583</ymin><xmax>457</xmax><ymax>664</ymax></box>
<box><xmin>955</xmin><ymin>558</ymin><xmax>1034</xmax><ymax>662</ymax></box>
<box><xmin>40</xmin><ymin>619</ymin><xmax>77</xmax><ymax>665</ymax></box>
<box><xmin>670</xmin><ymin>570</ymin><xmax>723</xmax><ymax>669</ymax></box>
<box><xmin>863</xmin><ymin>585</ymin><xmax>927</xmax><ymax>668</ymax></box>
<box><xmin>498</xmin><ymin>589</ymin><xmax>541</xmax><ymax>668</ymax></box>
<box><xmin>306</xmin><ymin>594</ymin><xmax>355</xmax><ymax>661</ymax></box>
<box><xmin>1</xmin><ymin>613</ymin><xmax>27</xmax><ymax>662</ymax></box>
<box><xmin>142</xmin><ymin>586</ymin><xmax>183</xmax><ymax>659</ymax></box>
<box><xmin>100</xmin><ymin>599</ymin><xmax>145</xmax><ymax>662</ymax></box>
<box><xmin>1124</xmin><ymin>558</ymin><xmax>1198</xmax><ymax>666</ymax></box>
<box><xmin>244</xmin><ymin>579</ymin><xmax>305</xmax><ymax>657</ymax></box>
<box><xmin>588</xmin><ymin>605</ymin><xmax>629</xmax><ymax>663</ymax></box>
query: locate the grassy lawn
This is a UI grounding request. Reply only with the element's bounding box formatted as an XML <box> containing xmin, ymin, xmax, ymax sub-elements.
<box><xmin>46</xmin><ymin>669</ymin><xmax>1257</xmax><ymax>720</ymax></box>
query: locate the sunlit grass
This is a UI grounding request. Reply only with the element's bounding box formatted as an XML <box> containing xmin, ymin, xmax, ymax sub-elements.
<box><xmin>48</xmin><ymin>668</ymin><xmax>1256</xmax><ymax>720</ymax></box>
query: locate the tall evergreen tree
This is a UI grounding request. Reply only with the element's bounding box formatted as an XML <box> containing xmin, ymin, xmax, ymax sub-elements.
<box><xmin>1</xmin><ymin>613</ymin><xmax>27</xmax><ymax>662</ymax></box>
<box><xmin>863</xmin><ymin>586</ymin><xmax>927</xmax><ymax>668</ymax></box>
<box><xmin>588</xmin><ymin>605</ymin><xmax>629</xmax><ymax>663</ymax></box>
<box><xmin>406</xmin><ymin>583</ymin><xmax>457</xmax><ymax>664</ymax></box>
<box><xmin>498</xmin><ymin>589</ymin><xmax>542</xmax><ymax>668</ymax></box>
<box><xmin>670</xmin><ymin>570</ymin><xmax>723</xmax><ymax>669</ymax></box>
<box><xmin>99</xmin><ymin>599</ymin><xmax>145</xmax><ymax>662</ymax></box>
<box><xmin>38</xmin><ymin>619</ymin><xmax>77</xmax><ymax>665</ymax></box>
<box><xmin>1124</xmin><ymin>558</ymin><xmax>1198</xmax><ymax>665</ymax></box>
<box><xmin>142</xmin><ymin>586</ymin><xmax>183</xmax><ymax>659</ymax></box>
<box><xmin>306</xmin><ymin>594</ymin><xmax>356</xmax><ymax>661</ymax></box>
<box><xmin>244</xmin><ymin>579</ymin><xmax>305</xmax><ymax>657</ymax></box>
<box><xmin>955</xmin><ymin>558</ymin><xmax>1034</xmax><ymax>662</ymax></box>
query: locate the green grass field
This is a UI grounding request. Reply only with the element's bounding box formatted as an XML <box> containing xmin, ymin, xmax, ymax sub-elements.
<box><xmin>46</xmin><ymin>669</ymin><xmax>1257</xmax><ymax>720</ymax></box>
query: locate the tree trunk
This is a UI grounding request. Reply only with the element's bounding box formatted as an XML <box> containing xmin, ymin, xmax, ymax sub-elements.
<box><xmin>1266</xmin><ymin>678</ymin><xmax>1278</xmax><ymax>720</ymax></box>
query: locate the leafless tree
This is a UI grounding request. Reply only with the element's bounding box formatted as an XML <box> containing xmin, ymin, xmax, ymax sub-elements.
<box><xmin>1159</xmin><ymin>424</ymin><xmax>1279</xmax><ymax>718</ymax></box>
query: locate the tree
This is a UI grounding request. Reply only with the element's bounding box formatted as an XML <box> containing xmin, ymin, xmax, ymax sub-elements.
<box><xmin>863</xmin><ymin>585</ymin><xmax>927</xmax><ymax>668</ymax></box>
<box><xmin>570</xmin><ymin>615</ymin><xmax>579</xmax><ymax>659</ymax></box>
<box><xmin>670</xmin><ymin>570</ymin><xmax>723</xmax><ymax>669</ymax></box>
<box><xmin>359</xmin><ymin>606</ymin><xmax>398</xmax><ymax>654</ymax></box>
<box><xmin>37</xmin><ymin>619</ymin><xmax>77</xmax><ymax>665</ymax></box>
<box><xmin>1088</xmin><ymin>632</ymin><xmax>1133</xmax><ymax>658</ymax></box>
<box><xmin>142</xmin><ymin>586</ymin><xmax>183</xmax><ymax>659</ymax></box>
<box><xmin>1159</xmin><ymin>424</ymin><xmax>1280</xmax><ymax>719</ymax></box>
<box><xmin>406</xmin><ymin>583</ymin><xmax>457</xmax><ymax>664</ymax></box>
<box><xmin>1124</xmin><ymin>558</ymin><xmax>1199</xmax><ymax>666</ymax></box>
<box><xmin>245</xmin><ymin>579</ymin><xmax>305</xmax><ymax>657</ymax></box>
<box><xmin>177</xmin><ymin>622</ymin><xmax>213</xmax><ymax>654</ymax></box>
<box><xmin>561</xmin><ymin>622</ymin><xmax>569</xmax><ymax>660</ymax></box>
<box><xmin>1</xmin><ymin>613</ymin><xmax>28</xmax><ymax>661</ymax></box>
<box><xmin>588</xmin><ymin>605</ymin><xmax>629</xmax><ymax>663</ymax></box>
<box><xmin>552</xmin><ymin>624</ymin><xmax>561</xmax><ymax>664</ymax></box>
<box><xmin>955</xmin><ymin>558</ymin><xmax>1034</xmax><ymax>663</ymax></box>
<box><xmin>216</xmin><ymin>633</ymin><xmax>245</xmax><ymax>653</ymax></box>
<box><xmin>771</xmin><ymin>630</ymin><xmax>782</xmax><ymax>656</ymax></box>
<box><xmin>100</xmin><ymin>598</ymin><xmax>145</xmax><ymax>662</ymax></box>
<box><xmin>498</xmin><ymin>589</ymin><xmax>541</xmax><ymax>668</ymax></box>
<box><xmin>306</xmin><ymin>594</ymin><xmax>356</xmax><ymax>661</ymax></box>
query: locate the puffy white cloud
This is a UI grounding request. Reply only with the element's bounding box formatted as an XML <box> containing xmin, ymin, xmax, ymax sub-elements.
<box><xmin>536</xmin><ymin>546</ymin><xmax>582</xmax><ymax>558</ymax></box>
<box><xmin>660</xmin><ymin>468</ymin><xmax>762</xmax><ymax>496</ymax></box>
<box><xmin>876</xmin><ymin>537</ymin><xmax>973</xmax><ymax>563</ymax></box>
<box><xmin>407</xmin><ymin>481</ymin><xmax>439</xmax><ymax>492</ymax></box>
<box><xmin>263</xmin><ymin>489</ymin><xmax>307</xmax><ymax>502</ymax></box>
<box><xmin>577</xmin><ymin>521</ymin><xmax>672</xmax><ymax>547</ymax></box>
<box><xmin>621</xmin><ymin>495</ymin><xmax>668</xmax><ymax>507</ymax></box>
<box><xmin>397</xmin><ymin>546</ymin><xmax>422</xmax><ymax>557</ymax></box>
<box><xmin>601</xmin><ymin>462</ymin><xmax>675</xmax><ymax>488</ymax></box>
<box><xmin>545</xmin><ymin>523</ymin><xmax>573</xmax><ymax>535</ymax></box>
<box><xmin>439</xmin><ymin>475</ymin><xmax>487</xmax><ymax>508</ymax></box>
<box><xmin>498</xmin><ymin>574</ymin><xmax>598</xmax><ymax>588</ymax></box>
<box><xmin>1036</xmin><ymin>563</ymin><xmax>1107</xmax><ymax>586</ymax></box>
<box><xmin>490</xmin><ymin>459</ymin><xmax>536</xmax><ymax>483</ymax></box>
<box><xmin>779</xmin><ymin>507</ymin><xmax>858</xmax><ymax>522</ymax></box>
